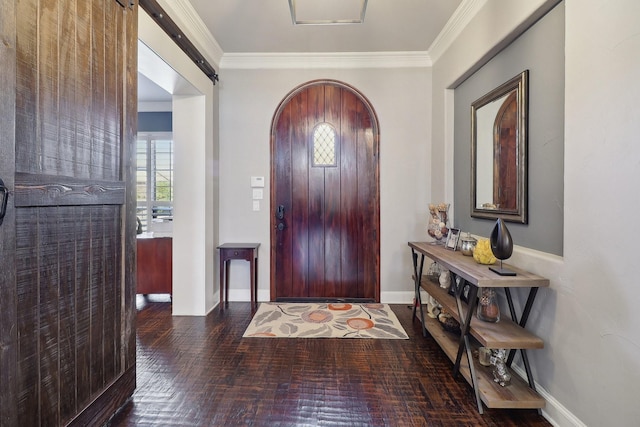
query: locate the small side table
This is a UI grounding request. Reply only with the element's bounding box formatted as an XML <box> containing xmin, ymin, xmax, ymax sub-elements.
<box><xmin>217</xmin><ymin>243</ymin><xmax>260</xmax><ymax>309</ymax></box>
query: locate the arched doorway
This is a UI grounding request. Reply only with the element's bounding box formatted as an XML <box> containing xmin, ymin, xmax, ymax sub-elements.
<box><xmin>270</xmin><ymin>80</ymin><xmax>380</xmax><ymax>301</ymax></box>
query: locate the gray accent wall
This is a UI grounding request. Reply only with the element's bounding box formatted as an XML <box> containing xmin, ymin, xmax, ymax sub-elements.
<box><xmin>138</xmin><ymin>111</ymin><xmax>172</xmax><ymax>132</ymax></box>
<box><xmin>453</xmin><ymin>2</ymin><xmax>564</xmax><ymax>255</ymax></box>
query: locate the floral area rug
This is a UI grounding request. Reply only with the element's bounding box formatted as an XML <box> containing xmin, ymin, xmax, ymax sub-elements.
<box><xmin>243</xmin><ymin>302</ymin><xmax>409</xmax><ymax>339</ymax></box>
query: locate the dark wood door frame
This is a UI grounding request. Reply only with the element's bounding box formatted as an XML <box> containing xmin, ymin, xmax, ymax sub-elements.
<box><xmin>270</xmin><ymin>79</ymin><xmax>380</xmax><ymax>302</ymax></box>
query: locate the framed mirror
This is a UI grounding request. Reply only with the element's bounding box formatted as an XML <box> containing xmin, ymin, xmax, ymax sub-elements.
<box><xmin>471</xmin><ymin>70</ymin><xmax>528</xmax><ymax>224</ymax></box>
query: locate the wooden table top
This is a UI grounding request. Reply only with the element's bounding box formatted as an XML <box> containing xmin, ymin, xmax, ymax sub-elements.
<box><xmin>217</xmin><ymin>243</ymin><xmax>260</xmax><ymax>250</ymax></box>
<box><xmin>409</xmin><ymin>241</ymin><xmax>549</xmax><ymax>288</ymax></box>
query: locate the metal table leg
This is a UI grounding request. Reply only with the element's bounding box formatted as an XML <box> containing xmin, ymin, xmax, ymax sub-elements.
<box><xmin>504</xmin><ymin>287</ymin><xmax>539</xmax><ymax>370</ymax></box>
<box><xmin>504</xmin><ymin>287</ymin><xmax>541</xmax><ymax>415</ymax></box>
<box><xmin>411</xmin><ymin>249</ymin><xmax>427</xmax><ymax>337</ymax></box>
<box><xmin>451</xmin><ymin>276</ymin><xmax>483</xmax><ymax>413</ymax></box>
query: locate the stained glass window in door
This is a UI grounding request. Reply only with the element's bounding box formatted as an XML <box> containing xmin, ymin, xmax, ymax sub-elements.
<box><xmin>312</xmin><ymin>123</ymin><xmax>337</xmax><ymax>167</ymax></box>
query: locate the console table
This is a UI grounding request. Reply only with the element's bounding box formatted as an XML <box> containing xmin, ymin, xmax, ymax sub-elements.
<box><xmin>217</xmin><ymin>243</ymin><xmax>260</xmax><ymax>309</ymax></box>
<box><xmin>408</xmin><ymin>241</ymin><xmax>549</xmax><ymax>414</ymax></box>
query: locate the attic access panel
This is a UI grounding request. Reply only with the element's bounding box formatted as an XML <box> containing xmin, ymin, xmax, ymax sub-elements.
<box><xmin>289</xmin><ymin>0</ymin><xmax>368</xmax><ymax>25</ymax></box>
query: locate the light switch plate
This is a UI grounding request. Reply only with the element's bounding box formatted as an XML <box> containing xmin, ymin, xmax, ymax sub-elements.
<box><xmin>252</xmin><ymin>200</ymin><xmax>260</xmax><ymax>211</ymax></box>
<box><xmin>252</xmin><ymin>188</ymin><xmax>264</xmax><ymax>200</ymax></box>
<box><xmin>250</xmin><ymin>176</ymin><xmax>265</xmax><ymax>188</ymax></box>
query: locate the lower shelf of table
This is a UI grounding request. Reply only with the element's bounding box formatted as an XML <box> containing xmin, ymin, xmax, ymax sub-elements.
<box><xmin>422</xmin><ymin>313</ymin><xmax>545</xmax><ymax>409</ymax></box>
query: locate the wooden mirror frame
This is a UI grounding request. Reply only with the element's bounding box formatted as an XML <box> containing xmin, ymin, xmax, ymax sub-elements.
<box><xmin>471</xmin><ymin>70</ymin><xmax>528</xmax><ymax>224</ymax></box>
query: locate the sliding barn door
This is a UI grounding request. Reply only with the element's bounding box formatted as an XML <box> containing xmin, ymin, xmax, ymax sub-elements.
<box><xmin>0</xmin><ymin>0</ymin><xmax>138</xmax><ymax>425</ymax></box>
<box><xmin>271</xmin><ymin>80</ymin><xmax>380</xmax><ymax>301</ymax></box>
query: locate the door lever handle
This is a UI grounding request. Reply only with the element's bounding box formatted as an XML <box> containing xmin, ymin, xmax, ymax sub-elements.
<box><xmin>0</xmin><ymin>178</ymin><xmax>9</xmax><ymax>226</ymax></box>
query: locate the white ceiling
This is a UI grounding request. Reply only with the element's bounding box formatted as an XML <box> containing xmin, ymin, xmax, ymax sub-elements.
<box><xmin>138</xmin><ymin>73</ymin><xmax>172</xmax><ymax>103</ymax></box>
<box><xmin>187</xmin><ymin>0</ymin><xmax>463</xmax><ymax>53</ymax></box>
<box><xmin>138</xmin><ymin>0</ymin><xmax>464</xmax><ymax>102</ymax></box>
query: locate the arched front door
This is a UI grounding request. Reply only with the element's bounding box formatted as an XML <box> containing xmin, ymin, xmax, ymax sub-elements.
<box><xmin>270</xmin><ymin>80</ymin><xmax>380</xmax><ymax>301</ymax></box>
<box><xmin>493</xmin><ymin>91</ymin><xmax>518</xmax><ymax>211</ymax></box>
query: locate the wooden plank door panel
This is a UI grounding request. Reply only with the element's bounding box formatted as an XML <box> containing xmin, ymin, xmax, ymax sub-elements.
<box><xmin>307</xmin><ymin>84</ymin><xmax>327</xmax><ymax>298</ymax></box>
<box><xmin>0</xmin><ymin>0</ymin><xmax>17</xmax><ymax>422</ymax></box>
<box><xmin>273</xmin><ymin>101</ymin><xmax>294</xmax><ymax>297</ymax></box>
<box><xmin>1</xmin><ymin>0</ymin><xmax>138</xmax><ymax>425</ymax></box>
<box><xmin>357</xmin><ymin>101</ymin><xmax>379</xmax><ymax>299</ymax></box>
<box><xmin>290</xmin><ymin>92</ymin><xmax>310</xmax><ymax>298</ymax></box>
<box><xmin>340</xmin><ymin>90</ymin><xmax>363</xmax><ymax>297</ymax></box>
<box><xmin>320</xmin><ymin>84</ymin><xmax>343</xmax><ymax>298</ymax></box>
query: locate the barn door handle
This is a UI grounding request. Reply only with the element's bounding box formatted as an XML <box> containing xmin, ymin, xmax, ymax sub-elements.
<box><xmin>0</xmin><ymin>179</ymin><xmax>9</xmax><ymax>226</ymax></box>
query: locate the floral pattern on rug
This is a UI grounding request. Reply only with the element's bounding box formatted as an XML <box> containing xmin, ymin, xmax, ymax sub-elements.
<box><xmin>243</xmin><ymin>303</ymin><xmax>409</xmax><ymax>339</ymax></box>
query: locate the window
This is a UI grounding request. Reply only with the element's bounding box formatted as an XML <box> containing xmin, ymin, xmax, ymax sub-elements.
<box><xmin>137</xmin><ymin>132</ymin><xmax>174</xmax><ymax>232</ymax></box>
<box><xmin>312</xmin><ymin>123</ymin><xmax>337</xmax><ymax>167</ymax></box>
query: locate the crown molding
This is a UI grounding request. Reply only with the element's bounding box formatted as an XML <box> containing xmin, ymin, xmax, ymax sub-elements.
<box><xmin>152</xmin><ymin>0</ymin><xmax>482</xmax><ymax>71</ymax></box>
<box><xmin>156</xmin><ymin>0</ymin><xmax>224</xmax><ymax>67</ymax></box>
<box><xmin>428</xmin><ymin>0</ymin><xmax>487</xmax><ymax>64</ymax></box>
<box><xmin>220</xmin><ymin>51</ymin><xmax>432</xmax><ymax>70</ymax></box>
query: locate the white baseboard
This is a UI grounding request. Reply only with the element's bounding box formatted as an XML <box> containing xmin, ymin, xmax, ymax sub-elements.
<box><xmin>380</xmin><ymin>290</ymin><xmax>416</xmax><ymax>304</ymax></box>
<box><xmin>510</xmin><ymin>365</ymin><xmax>586</xmax><ymax>427</ymax></box>
<box><xmin>227</xmin><ymin>289</ymin><xmax>418</xmax><ymax>304</ymax></box>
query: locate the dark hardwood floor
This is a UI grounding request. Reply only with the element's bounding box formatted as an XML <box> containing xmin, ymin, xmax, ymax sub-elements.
<box><xmin>108</xmin><ymin>296</ymin><xmax>551</xmax><ymax>426</ymax></box>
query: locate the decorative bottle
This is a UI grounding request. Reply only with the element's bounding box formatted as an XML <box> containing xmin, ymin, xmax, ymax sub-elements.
<box><xmin>427</xmin><ymin>203</ymin><xmax>449</xmax><ymax>244</ymax></box>
<box><xmin>477</xmin><ymin>287</ymin><xmax>500</xmax><ymax>322</ymax></box>
<box><xmin>490</xmin><ymin>349</ymin><xmax>511</xmax><ymax>387</ymax></box>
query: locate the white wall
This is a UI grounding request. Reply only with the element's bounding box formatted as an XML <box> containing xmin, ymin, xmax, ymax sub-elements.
<box><xmin>432</xmin><ymin>1</ymin><xmax>640</xmax><ymax>426</ymax></box>
<box><xmin>139</xmin><ymin>11</ymin><xmax>219</xmax><ymax>316</ymax></box>
<box><xmin>218</xmin><ymin>67</ymin><xmax>431</xmax><ymax>303</ymax></box>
